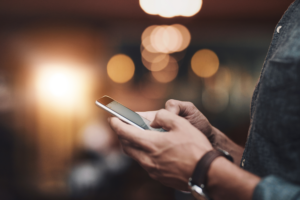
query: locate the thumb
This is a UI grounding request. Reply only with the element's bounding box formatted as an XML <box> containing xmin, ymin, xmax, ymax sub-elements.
<box><xmin>150</xmin><ymin>109</ymin><xmax>180</xmax><ymax>131</ymax></box>
<box><xmin>165</xmin><ymin>99</ymin><xmax>181</xmax><ymax>115</ymax></box>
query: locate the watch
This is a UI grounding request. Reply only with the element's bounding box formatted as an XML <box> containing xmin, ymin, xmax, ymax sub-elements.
<box><xmin>188</xmin><ymin>149</ymin><xmax>233</xmax><ymax>200</ymax></box>
<box><xmin>188</xmin><ymin>179</ymin><xmax>209</xmax><ymax>200</ymax></box>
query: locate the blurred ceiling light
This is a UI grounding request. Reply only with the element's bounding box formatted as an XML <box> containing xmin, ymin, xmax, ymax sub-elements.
<box><xmin>35</xmin><ymin>62</ymin><xmax>86</xmax><ymax>104</ymax></box>
<box><xmin>202</xmin><ymin>88</ymin><xmax>229</xmax><ymax>113</ymax></box>
<box><xmin>191</xmin><ymin>49</ymin><xmax>219</xmax><ymax>78</ymax></box>
<box><xmin>152</xmin><ymin>57</ymin><xmax>178</xmax><ymax>83</ymax></box>
<box><xmin>141</xmin><ymin>24</ymin><xmax>191</xmax><ymax>54</ymax></box>
<box><xmin>141</xmin><ymin>48</ymin><xmax>168</xmax><ymax>63</ymax></box>
<box><xmin>151</xmin><ymin>25</ymin><xmax>182</xmax><ymax>53</ymax></box>
<box><xmin>142</xmin><ymin>25</ymin><xmax>158</xmax><ymax>53</ymax></box>
<box><xmin>150</xmin><ymin>54</ymin><xmax>170</xmax><ymax>71</ymax></box>
<box><xmin>172</xmin><ymin>24</ymin><xmax>191</xmax><ymax>52</ymax></box>
<box><xmin>139</xmin><ymin>0</ymin><xmax>202</xmax><ymax>18</ymax></box>
<box><xmin>142</xmin><ymin>50</ymin><xmax>170</xmax><ymax>72</ymax></box>
<box><xmin>107</xmin><ymin>54</ymin><xmax>135</xmax><ymax>83</ymax></box>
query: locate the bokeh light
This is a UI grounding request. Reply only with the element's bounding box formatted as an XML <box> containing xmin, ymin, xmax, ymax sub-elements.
<box><xmin>141</xmin><ymin>49</ymin><xmax>170</xmax><ymax>71</ymax></box>
<box><xmin>191</xmin><ymin>49</ymin><xmax>219</xmax><ymax>78</ymax></box>
<box><xmin>172</xmin><ymin>24</ymin><xmax>191</xmax><ymax>52</ymax></box>
<box><xmin>141</xmin><ymin>24</ymin><xmax>191</xmax><ymax>54</ymax></box>
<box><xmin>150</xmin><ymin>25</ymin><xmax>182</xmax><ymax>53</ymax></box>
<box><xmin>35</xmin><ymin>61</ymin><xmax>87</xmax><ymax>104</ymax></box>
<box><xmin>139</xmin><ymin>0</ymin><xmax>203</xmax><ymax>18</ymax></box>
<box><xmin>107</xmin><ymin>54</ymin><xmax>135</xmax><ymax>83</ymax></box>
<box><xmin>151</xmin><ymin>56</ymin><xmax>178</xmax><ymax>83</ymax></box>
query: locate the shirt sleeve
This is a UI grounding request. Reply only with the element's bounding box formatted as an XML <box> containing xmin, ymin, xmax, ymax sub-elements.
<box><xmin>253</xmin><ymin>175</ymin><xmax>300</xmax><ymax>200</ymax></box>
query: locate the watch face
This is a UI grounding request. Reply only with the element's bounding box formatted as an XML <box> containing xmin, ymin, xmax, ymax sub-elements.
<box><xmin>191</xmin><ymin>185</ymin><xmax>208</xmax><ymax>200</ymax></box>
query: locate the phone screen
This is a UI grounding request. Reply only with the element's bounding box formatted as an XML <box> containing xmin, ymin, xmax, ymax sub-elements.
<box><xmin>106</xmin><ymin>100</ymin><xmax>150</xmax><ymax>130</ymax></box>
<box><xmin>97</xmin><ymin>96</ymin><xmax>165</xmax><ymax>132</ymax></box>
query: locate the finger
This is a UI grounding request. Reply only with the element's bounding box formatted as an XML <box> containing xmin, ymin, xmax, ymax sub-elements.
<box><xmin>108</xmin><ymin>117</ymin><xmax>158</xmax><ymax>152</ymax></box>
<box><xmin>150</xmin><ymin>109</ymin><xmax>181</xmax><ymax>130</ymax></box>
<box><xmin>165</xmin><ymin>99</ymin><xmax>181</xmax><ymax>115</ymax></box>
<box><xmin>136</xmin><ymin>111</ymin><xmax>158</xmax><ymax>122</ymax></box>
<box><xmin>165</xmin><ymin>99</ymin><xmax>196</xmax><ymax>117</ymax></box>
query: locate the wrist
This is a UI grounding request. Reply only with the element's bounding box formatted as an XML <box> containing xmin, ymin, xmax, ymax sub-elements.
<box><xmin>206</xmin><ymin>157</ymin><xmax>260</xmax><ymax>200</ymax></box>
<box><xmin>188</xmin><ymin>149</ymin><xmax>233</xmax><ymax>200</ymax></box>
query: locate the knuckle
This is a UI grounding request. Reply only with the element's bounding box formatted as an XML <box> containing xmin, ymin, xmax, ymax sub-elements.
<box><xmin>166</xmin><ymin>99</ymin><xmax>177</xmax><ymax>107</ymax></box>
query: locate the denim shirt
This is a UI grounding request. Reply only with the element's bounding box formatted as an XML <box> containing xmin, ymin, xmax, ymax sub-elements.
<box><xmin>240</xmin><ymin>0</ymin><xmax>300</xmax><ymax>199</ymax></box>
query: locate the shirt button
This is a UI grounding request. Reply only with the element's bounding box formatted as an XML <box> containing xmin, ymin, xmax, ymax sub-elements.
<box><xmin>241</xmin><ymin>159</ymin><xmax>245</xmax><ymax>167</ymax></box>
<box><xmin>277</xmin><ymin>26</ymin><xmax>282</xmax><ymax>33</ymax></box>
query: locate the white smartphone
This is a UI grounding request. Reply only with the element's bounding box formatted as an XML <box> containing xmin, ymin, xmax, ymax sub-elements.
<box><xmin>95</xmin><ymin>95</ymin><xmax>166</xmax><ymax>132</ymax></box>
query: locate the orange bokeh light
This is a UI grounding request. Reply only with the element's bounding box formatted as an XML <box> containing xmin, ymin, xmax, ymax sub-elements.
<box><xmin>107</xmin><ymin>54</ymin><xmax>135</xmax><ymax>83</ymax></box>
<box><xmin>151</xmin><ymin>56</ymin><xmax>178</xmax><ymax>83</ymax></box>
<box><xmin>141</xmin><ymin>24</ymin><xmax>191</xmax><ymax>54</ymax></box>
<box><xmin>191</xmin><ymin>49</ymin><xmax>219</xmax><ymax>78</ymax></box>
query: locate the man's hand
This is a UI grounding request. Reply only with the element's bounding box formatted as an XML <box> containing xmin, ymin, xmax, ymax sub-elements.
<box><xmin>108</xmin><ymin>109</ymin><xmax>213</xmax><ymax>191</ymax></box>
<box><xmin>164</xmin><ymin>99</ymin><xmax>214</xmax><ymax>142</ymax></box>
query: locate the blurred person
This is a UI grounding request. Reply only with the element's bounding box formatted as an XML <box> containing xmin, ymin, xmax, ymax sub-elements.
<box><xmin>108</xmin><ymin>1</ymin><xmax>300</xmax><ymax>200</ymax></box>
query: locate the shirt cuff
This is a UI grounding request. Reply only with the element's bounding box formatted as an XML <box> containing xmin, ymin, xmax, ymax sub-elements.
<box><xmin>253</xmin><ymin>175</ymin><xmax>300</xmax><ymax>200</ymax></box>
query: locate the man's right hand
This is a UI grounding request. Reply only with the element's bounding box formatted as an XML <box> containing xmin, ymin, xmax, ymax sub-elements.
<box><xmin>165</xmin><ymin>99</ymin><xmax>215</xmax><ymax>143</ymax></box>
<box><xmin>139</xmin><ymin>99</ymin><xmax>244</xmax><ymax>165</ymax></box>
<box><xmin>164</xmin><ymin>99</ymin><xmax>244</xmax><ymax>165</ymax></box>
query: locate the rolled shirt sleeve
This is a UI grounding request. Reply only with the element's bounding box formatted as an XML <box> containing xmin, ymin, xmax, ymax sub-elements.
<box><xmin>253</xmin><ymin>175</ymin><xmax>300</xmax><ymax>200</ymax></box>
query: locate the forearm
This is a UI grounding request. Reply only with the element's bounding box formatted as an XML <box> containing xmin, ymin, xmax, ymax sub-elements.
<box><xmin>210</xmin><ymin>127</ymin><xmax>244</xmax><ymax>165</ymax></box>
<box><xmin>206</xmin><ymin>157</ymin><xmax>260</xmax><ymax>200</ymax></box>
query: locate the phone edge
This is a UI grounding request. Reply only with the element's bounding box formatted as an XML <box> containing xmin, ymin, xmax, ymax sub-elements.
<box><xmin>95</xmin><ymin>100</ymin><xmax>145</xmax><ymax>131</ymax></box>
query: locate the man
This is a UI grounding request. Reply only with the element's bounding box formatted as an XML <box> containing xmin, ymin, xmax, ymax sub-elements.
<box><xmin>108</xmin><ymin>0</ymin><xmax>300</xmax><ymax>199</ymax></box>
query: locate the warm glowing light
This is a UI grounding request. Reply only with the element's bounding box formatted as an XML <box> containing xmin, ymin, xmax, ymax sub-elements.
<box><xmin>46</xmin><ymin>73</ymin><xmax>72</xmax><ymax>97</ymax></box>
<box><xmin>35</xmin><ymin>62</ymin><xmax>86</xmax><ymax>104</ymax></box>
<box><xmin>107</xmin><ymin>54</ymin><xmax>135</xmax><ymax>83</ymax></box>
<box><xmin>141</xmin><ymin>49</ymin><xmax>170</xmax><ymax>72</ymax></box>
<box><xmin>139</xmin><ymin>0</ymin><xmax>202</xmax><ymax>18</ymax></box>
<box><xmin>141</xmin><ymin>24</ymin><xmax>191</xmax><ymax>54</ymax></box>
<box><xmin>152</xmin><ymin>56</ymin><xmax>178</xmax><ymax>83</ymax></box>
<box><xmin>191</xmin><ymin>49</ymin><xmax>219</xmax><ymax>78</ymax></box>
<box><xmin>172</xmin><ymin>24</ymin><xmax>191</xmax><ymax>52</ymax></box>
<box><xmin>150</xmin><ymin>25</ymin><xmax>182</xmax><ymax>53</ymax></box>
<box><xmin>142</xmin><ymin>25</ymin><xmax>158</xmax><ymax>53</ymax></box>
<box><xmin>141</xmin><ymin>48</ymin><xmax>168</xmax><ymax>63</ymax></box>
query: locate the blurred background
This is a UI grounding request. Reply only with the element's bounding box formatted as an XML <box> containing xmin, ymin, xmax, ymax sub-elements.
<box><xmin>0</xmin><ymin>0</ymin><xmax>294</xmax><ymax>199</ymax></box>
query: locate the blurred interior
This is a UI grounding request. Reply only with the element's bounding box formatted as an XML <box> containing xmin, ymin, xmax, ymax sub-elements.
<box><xmin>0</xmin><ymin>0</ymin><xmax>294</xmax><ymax>199</ymax></box>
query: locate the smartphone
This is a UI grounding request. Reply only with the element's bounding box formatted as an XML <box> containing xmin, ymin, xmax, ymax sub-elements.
<box><xmin>95</xmin><ymin>95</ymin><xmax>166</xmax><ymax>132</ymax></box>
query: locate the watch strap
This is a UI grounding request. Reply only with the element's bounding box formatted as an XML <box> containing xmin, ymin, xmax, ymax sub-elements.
<box><xmin>191</xmin><ymin>149</ymin><xmax>225</xmax><ymax>187</ymax></box>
